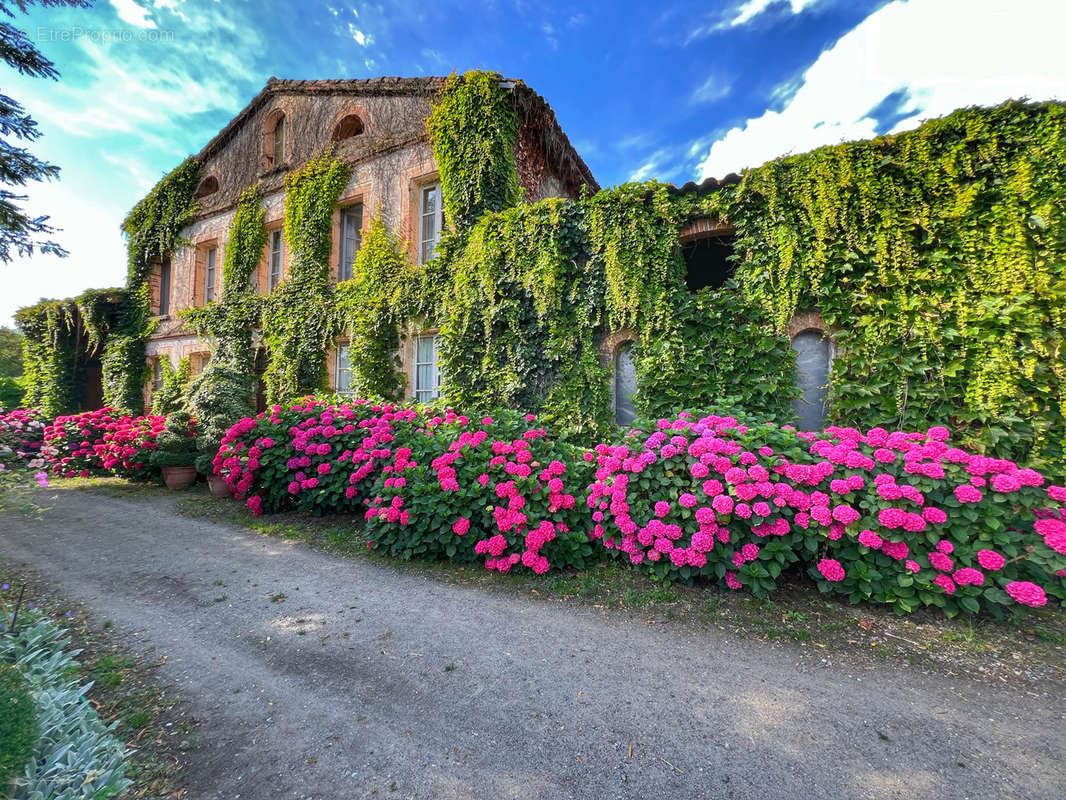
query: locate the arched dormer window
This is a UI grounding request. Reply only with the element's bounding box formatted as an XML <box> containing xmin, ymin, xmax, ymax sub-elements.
<box><xmin>331</xmin><ymin>113</ymin><xmax>365</xmax><ymax>141</ymax></box>
<box><xmin>194</xmin><ymin>175</ymin><xmax>219</xmax><ymax>199</ymax></box>
<box><xmin>790</xmin><ymin>328</ymin><xmax>832</xmax><ymax>431</ymax></box>
<box><xmin>614</xmin><ymin>341</ymin><xmax>637</xmax><ymax>426</ymax></box>
<box><xmin>263</xmin><ymin>109</ymin><xmax>286</xmax><ymax>168</ymax></box>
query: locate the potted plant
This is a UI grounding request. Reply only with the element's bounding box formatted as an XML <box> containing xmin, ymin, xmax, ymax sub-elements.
<box><xmin>149</xmin><ymin>411</ymin><xmax>198</xmax><ymax>490</ymax></box>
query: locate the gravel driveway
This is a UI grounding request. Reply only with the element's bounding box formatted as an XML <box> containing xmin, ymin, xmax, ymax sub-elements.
<box><xmin>1</xmin><ymin>488</ymin><xmax>1064</xmax><ymax>800</ymax></box>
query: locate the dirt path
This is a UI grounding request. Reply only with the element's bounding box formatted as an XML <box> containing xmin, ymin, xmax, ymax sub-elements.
<box><xmin>1</xmin><ymin>488</ymin><xmax>1064</xmax><ymax>800</ymax></box>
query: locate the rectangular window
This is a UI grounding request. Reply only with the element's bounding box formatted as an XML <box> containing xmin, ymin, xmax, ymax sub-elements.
<box><xmin>339</xmin><ymin>205</ymin><xmax>362</xmax><ymax>281</ymax></box>
<box><xmin>204</xmin><ymin>247</ymin><xmax>217</xmax><ymax>304</ymax></box>
<box><xmin>335</xmin><ymin>346</ymin><xmax>354</xmax><ymax>394</ymax></box>
<box><xmin>152</xmin><ymin>359</ymin><xmax>164</xmax><ymax>391</ymax></box>
<box><xmin>419</xmin><ymin>183</ymin><xmax>443</xmax><ymax>264</ymax></box>
<box><xmin>414</xmin><ymin>333</ymin><xmax>440</xmax><ymax>403</ymax></box>
<box><xmin>269</xmin><ymin>230</ymin><xmax>283</xmax><ymax>290</ymax></box>
<box><xmin>158</xmin><ymin>259</ymin><xmax>171</xmax><ymax>315</ymax></box>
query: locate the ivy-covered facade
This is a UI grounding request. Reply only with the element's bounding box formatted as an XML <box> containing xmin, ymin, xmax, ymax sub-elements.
<box><xmin>15</xmin><ymin>72</ymin><xmax>1066</xmax><ymax>477</ymax></box>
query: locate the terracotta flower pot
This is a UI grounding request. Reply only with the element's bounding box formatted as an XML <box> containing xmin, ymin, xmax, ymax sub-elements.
<box><xmin>207</xmin><ymin>474</ymin><xmax>231</xmax><ymax>499</ymax></box>
<box><xmin>162</xmin><ymin>465</ymin><xmax>197</xmax><ymax>490</ymax></box>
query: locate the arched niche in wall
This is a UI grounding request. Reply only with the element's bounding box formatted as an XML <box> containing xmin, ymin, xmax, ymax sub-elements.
<box><xmin>331</xmin><ymin>113</ymin><xmax>365</xmax><ymax>141</ymax></box>
<box><xmin>614</xmin><ymin>341</ymin><xmax>638</xmax><ymax>426</ymax></box>
<box><xmin>194</xmin><ymin>174</ymin><xmax>219</xmax><ymax>199</ymax></box>
<box><xmin>262</xmin><ymin>108</ymin><xmax>287</xmax><ymax>168</ymax></box>
<box><xmin>790</xmin><ymin>328</ymin><xmax>832</xmax><ymax>431</ymax></box>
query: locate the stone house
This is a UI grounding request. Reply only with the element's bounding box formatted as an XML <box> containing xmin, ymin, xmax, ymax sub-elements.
<box><xmin>142</xmin><ymin>76</ymin><xmax>598</xmax><ymax>410</ymax></box>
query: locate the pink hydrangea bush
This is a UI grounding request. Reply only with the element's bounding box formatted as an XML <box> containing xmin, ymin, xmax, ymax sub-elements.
<box><xmin>41</xmin><ymin>408</ymin><xmax>170</xmax><ymax>482</ymax></box>
<box><xmin>589</xmin><ymin>413</ymin><xmax>1066</xmax><ymax>615</ymax></box>
<box><xmin>213</xmin><ymin>398</ymin><xmax>425</xmax><ymax>516</ymax></box>
<box><xmin>0</xmin><ymin>408</ymin><xmax>47</xmax><ymax>464</ymax></box>
<box><xmin>587</xmin><ymin>413</ymin><xmax>808</xmax><ymax>595</ymax></box>
<box><xmin>806</xmin><ymin>424</ymin><xmax>1066</xmax><ymax>615</ymax></box>
<box><xmin>92</xmin><ymin>413</ymin><xmax>167</xmax><ymax>482</ymax></box>
<box><xmin>364</xmin><ymin>409</ymin><xmax>597</xmax><ymax>572</ymax></box>
<box><xmin>42</xmin><ymin>408</ymin><xmax>122</xmax><ymax>477</ymax></box>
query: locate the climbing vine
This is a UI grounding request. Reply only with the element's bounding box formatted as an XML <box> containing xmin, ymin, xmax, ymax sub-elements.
<box><xmin>261</xmin><ymin>150</ymin><xmax>351</xmax><ymax>403</ymax></box>
<box><xmin>334</xmin><ymin>215</ymin><xmax>407</xmax><ymax>399</ymax></box>
<box><xmin>718</xmin><ymin>100</ymin><xmax>1066</xmax><ymax>471</ymax></box>
<box><xmin>182</xmin><ymin>184</ymin><xmax>266</xmax><ymax>369</ymax></box>
<box><xmin>15</xmin><ymin>288</ymin><xmax>126</xmax><ymax>417</ymax></box>
<box><xmin>426</xmin><ymin>70</ymin><xmax>521</xmax><ymax>232</ymax></box>
<box><xmin>150</xmin><ymin>356</ymin><xmax>188</xmax><ymax>415</ymax></box>
<box><xmin>15</xmin><ymin>72</ymin><xmax>1064</xmax><ymax>479</ymax></box>
<box><xmin>105</xmin><ymin>157</ymin><xmax>201</xmax><ymax>413</ymax></box>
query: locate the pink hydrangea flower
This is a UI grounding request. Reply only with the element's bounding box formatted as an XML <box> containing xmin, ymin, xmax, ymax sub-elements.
<box><xmin>858</xmin><ymin>530</ymin><xmax>883</xmax><ymax>549</ymax></box>
<box><xmin>816</xmin><ymin>558</ymin><xmax>845</xmax><ymax>582</ymax></box>
<box><xmin>881</xmin><ymin>540</ymin><xmax>909</xmax><ymax>560</ymax></box>
<box><xmin>933</xmin><ymin>574</ymin><xmax>956</xmax><ymax>594</ymax></box>
<box><xmin>976</xmin><ymin>549</ymin><xmax>1005</xmax><ymax>571</ymax></box>
<box><xmin>904</xmin><ymin>559</ymin><xmax>921</xmax><ymax>573</ymax></box>
<box><xmin>952</xmin><ymin>568</ymin><xmax>984</xmax><ymax>587</ymax></box>
<box><xmin>928</xmin><ymin>551</ymin><xmax>954</xmax><ymax>572</ymax></box>
<box><xmin>711</xmin><ymin>494</ymin><xmax>734</xmax><ymax>515</ymax></box>
<box><xmin>724</xmin><ymin>571</ymin><xmax>742</xmax><ymax>590</ymax></box>
<box><xmin>452</xmin><ymin>517</ymin><xmax>471</xmax><ymax>536</ymax></box>
<box><xmin>1005</xmin><ymin>581</ymin><xmax>1047</xmax><ymax>607</ymax></box>
<box><xmin>954</xmin><ymin>485</ymin><xmax>983</xmax><ymax>503</ymax></box>
<box><xmin>922</xmin><ymin>507</ymin><xmax>948</xmax><ymax>524</ymax></box>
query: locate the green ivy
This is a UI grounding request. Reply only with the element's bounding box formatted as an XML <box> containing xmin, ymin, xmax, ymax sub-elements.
<box><xmin>719</xmin><ymin>100</ymin><xmax>1066</xmax><ymax>471</ymax></box>
<box><xmin>182</xmin><ymin>184</ymin><xmax>266</xmax><ymax>371</ymax></box>
<box><xmin>15</xmin><ymin>288</ymin><xmax>126</xmax><ymax>416</ymax></box>
<box><xmin>426</xmin><ymin>70</ymin><xmax>521</xmax><ymax>231</ymax></box>
<box><xmin>150</xmin><ymin>355</ymin><xmax>188</xmax><ymax>415</ymax></box>
<box><xmin>334</xmin><ymin>214</ymin><xmax>407</xmax><ymax>398</ymax></box>
<box><xmin>634</xmin><ymin>282</ymin><xmax>797</xmax><ymax>423</ymax></box>
<box><xmin>104</xmin><ymin>157</ymin><xmax>201</xmax><ymax>413</ymax></box>
<box><xmin>261</xmin><ymin>150</ymin><xmax>352</xmax><ymax>403</ymax></box>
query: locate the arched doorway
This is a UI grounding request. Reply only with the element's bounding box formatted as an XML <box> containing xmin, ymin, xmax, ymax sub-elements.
<box><xmin>614</xmin><ymin>343</ymin><xmax>637</xmax><ymax>426</ymax></box>
<box><xmin>790</xmin><ymin>330</ymin><xmax>831</xmax><ymax>431</ymax></box>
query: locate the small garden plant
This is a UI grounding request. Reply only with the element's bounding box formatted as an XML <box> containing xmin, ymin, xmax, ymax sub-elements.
<box><xmin>149</xmin><ymin>410</ymin><xmax>198</xmax><ymax>470</ymax></box>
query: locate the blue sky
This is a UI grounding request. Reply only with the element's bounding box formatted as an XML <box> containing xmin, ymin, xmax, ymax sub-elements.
<box><xmin>4</xmin><ymin>0</ymin><xmax>1066</xmax><ymax>325</ymax></box>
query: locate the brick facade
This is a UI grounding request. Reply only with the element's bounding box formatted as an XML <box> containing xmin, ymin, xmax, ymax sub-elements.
<box><xmin>142</xmin><ymin>77</ymin><xmax>597</xmax><ymax>407</ymax></box>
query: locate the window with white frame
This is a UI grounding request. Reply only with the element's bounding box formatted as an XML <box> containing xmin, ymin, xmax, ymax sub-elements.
<box><xmin>204</xmin><ymin>246</ymin><xmax>217</xmax><ymax>303</ymax></box>
<box><xmin>419</xmin><ymin>183</ymin><xmax>443</xmax><ymax>264</ymax></box>
<box><xmin>268</xmin><ymin>229</ymin><xmax>283</xmax><ymax>290</ymax></box>
<box><xmin>339</xmin><ymin>205</ymin><xmax>362</xmax><ymax>281</ymax></box>
<box><xmin>335</xmin><ymin>346</ymin><xmax>355</xmax><ymax>394</ymax></box>
<box><xmin>414</xmin><ymin>334</ymin><xmax>441</xmax><ymax>403</ymax></box>
<box><xmin>151</xmin><ymin>358</ymin><xmax>164</xmax><ymax>391</ymax></box>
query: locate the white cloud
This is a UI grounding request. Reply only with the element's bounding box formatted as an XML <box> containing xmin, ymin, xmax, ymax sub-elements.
<box><xmin>691</xmin><ymin>74</ymin><xmax>732</xmax><ymax>105</ymax></box>
<box><xmin>724</xmin><ymin>0</ymin><xmax>821</xmax><ymax>28</ymax></box>
<box><xmin>697</xmin><ymin>0</ymin><xmax>1066</xmax><ymax>180</ymax></box>
<box><xmin>109</xmin><ymin>0</ymin><xmax>156</xmax><ymax>28</ymax></box>
<box><xmin>348</xmin><ymin>24</ymin><xmax>373</xmax><ymax>46</ymax></box>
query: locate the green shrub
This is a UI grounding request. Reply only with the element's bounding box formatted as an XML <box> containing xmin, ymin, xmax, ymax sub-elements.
<box><xmin>149</xmin><ymin>410</ymin><xmax>197</xmax><ymax>470</ymax></box>
<box><xmin>186</xmin><ymin>362</ymin><xmax>254</xmax><ymax>475</ymax></box>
